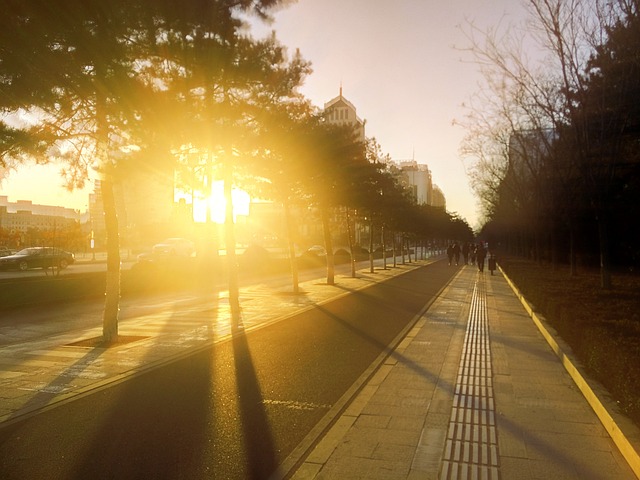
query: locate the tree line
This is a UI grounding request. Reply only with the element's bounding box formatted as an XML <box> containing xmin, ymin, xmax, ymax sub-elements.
<box><xmin>0</xmin><ymin>1</ymin><xmax>472</xmax><ymax>341</ymax></box>
<box><xmin>461</xmin><ymin>0</ymin><xmax>640</xmax><ymax>288</ymax></box>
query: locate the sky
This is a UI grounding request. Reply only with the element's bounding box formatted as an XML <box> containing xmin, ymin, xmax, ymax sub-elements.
<box><xmin>0</xmin><ymin>0</ymin><xmax>528</xmax><ymax>229</ymax></box>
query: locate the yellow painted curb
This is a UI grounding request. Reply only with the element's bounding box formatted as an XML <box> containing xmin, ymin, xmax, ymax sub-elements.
<box><xmin>501</xmin><ymin>266</ymin><xmax>640</xmax><ymax>479</ymax></box>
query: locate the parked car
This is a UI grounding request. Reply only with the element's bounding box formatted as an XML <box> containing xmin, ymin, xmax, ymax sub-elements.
<box><xmin>0</xmin><ymin>247</ymin><xmax>75</xmax><ymax>271</ymax></box>
<box><xmin>151</xmin><ymin>238</ymin><xmax>195</xmax><ymax>257</ymax></box>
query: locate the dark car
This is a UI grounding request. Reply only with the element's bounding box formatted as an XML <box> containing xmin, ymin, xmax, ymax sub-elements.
<box><xmin>0</xmin><ymin>247</ymin><xmax>75</xmax><ymax>271</ymax></box>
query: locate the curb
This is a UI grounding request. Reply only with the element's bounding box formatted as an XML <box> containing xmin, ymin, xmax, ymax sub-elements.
<box><xmin>500</xmin><ymin>265</ymin><xmax>640</xmax><ymax>479</ymax></box>
<box><xmin>271</xmin><ymin>259</ymin><xmax>456</xmax><ymax>480</ymax></box>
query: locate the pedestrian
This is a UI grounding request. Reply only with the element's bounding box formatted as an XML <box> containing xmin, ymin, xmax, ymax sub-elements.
<box><xmin>446</xmin><ymin>244</ymin><xmax>454</xmax><ymax>265</ymax></box>
<box><xmin>462</xmin><ymin>242</ymin><xmax>470</xmax><ymax>265</ymax></box>
<box><xmin>488</xmin><ymin>252</ymin><xmax>497</xmax><ymax>275</ymax></box>
<box><xmin>452</xmin><ymin>242</ymin><xmax>461</xmax><ymax>265</ymax></box>
<box><xmin>476</xmin><ymin>242</ymin><xmax>487</xmax><ymax>272</ymax></box>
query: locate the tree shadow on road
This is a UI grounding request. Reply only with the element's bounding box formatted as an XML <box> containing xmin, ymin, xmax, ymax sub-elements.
<box><xmin>233</xmin><ymin>330</ymin><xmax>278</xmax><ymax>479</ymax></box>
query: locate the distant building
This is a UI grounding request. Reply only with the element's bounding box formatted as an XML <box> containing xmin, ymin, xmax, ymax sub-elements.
<box><xmin>396</xmin><ymin>160</ymin><xmax>433</xmax><ymax>205</ymax></box>
<box><xmin>0</xmin><ymin>196</ymin><xmax>79</xmax><ymax>234</ymax></box>
<box><xmin>431</xmin><ymin>185</ymin><xmax>446</xmax><ymax>209</ymax></box>
<box><xmin>392</xmin><ymin>159</ymin><xmax>446</xmax><ymax>209</ymax></box>
<box><xmin>0</xmin><ymin>196</ymin><xmax>79</xmax><ymax>220</ymax></box>
<box><xmin>323</xmin><ymin>87</ymin><xmax>366</xmax><ymax>142</ymax></box>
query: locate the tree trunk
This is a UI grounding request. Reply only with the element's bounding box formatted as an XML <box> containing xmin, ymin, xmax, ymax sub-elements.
<box><xmin>345</xmin><ymin>207</ymin><xmax>356</xmax><ymax>278</ymax></box>
<box><xmin>224</xmin><ymin>162</ymin><xmax>242</xmax><ymax>330</ymax></box>
<box><xmin>401</xmin><ymin>235</ymin><xmax>406</xmax><ymax>265</ymax></box>
<box><xmin>321</xmin><ymin>206</ymin><xmax>335</xmax><ymax>285</ymax></box>
<box><xmin>96</xmin><ymin>93</ymin><xmax>120</xmax><ymax>343</ymax></box>
<box><xmin>569</xmin><ymin>227</ymin><xmax>577</xmax><ymax>277</ymax></box>
<box><xmin>368</xmin><ymin>216</ymin><xmax>374</xmax><ymax>273</ymax></box>
<box><xmin>381</xmin><ymin>224</ymin><xmax>387</xmax><ymax>270</ymax></box>
<box><xmin>392</xmin><ymin>231</ymin><xmax>397</xmax><ymax>268</ymax></box>
<box><xmin>101</xmin><ymin>171</ymin><xmax>120</xmax><ymax>343</ymax></box>
<box><xmin>284</xmin><ymin>200</ymin><xmax>299</xmax><ymax>294</ymax></box>
<box><xmin>597</xmin><ymin>213</ymin><xmax>612</xmax><ymax>289</ymax></box>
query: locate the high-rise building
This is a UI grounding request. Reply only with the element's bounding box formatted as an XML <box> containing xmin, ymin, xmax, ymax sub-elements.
<box><xmin>393</xmin><ymin>159</ymin><xmax>447</xmax><ymax>209</ymax></box>
<box><xmin>397</xmin><ymin>160</ymin><xmax>433</xmax><ymax>205</ymax></box>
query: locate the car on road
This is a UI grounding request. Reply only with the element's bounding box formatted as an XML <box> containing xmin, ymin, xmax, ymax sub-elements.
<box><xmin>0</xmin><ymin>247</ymin><xmax>75</xmax><ymax>271</ymax></box>
<box><xmin>151</xmin><ymin>238</ymin><xmax>195</xmax><ymax>257</ymax></box>
<box><xmin>304</xmin><ymin>245</ymin><xmax>327</xmax><ymax>257</ymax></box>
<box><xmin>132</xmin><ymin>238</ymin><xmax>196</xmax><ymax>271</ymax></box>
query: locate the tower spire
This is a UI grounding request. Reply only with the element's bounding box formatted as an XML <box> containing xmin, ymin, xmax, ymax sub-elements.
<box><xmin>339</xmin><ymin>81</ymin><xmax>343</xmax><ymax>97</ymax></box>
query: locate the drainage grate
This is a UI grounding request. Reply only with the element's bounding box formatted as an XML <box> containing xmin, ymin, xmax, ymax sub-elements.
<box><xmin>441</xmin><ymin>274</ymin><xmax>500</xmax><ymax>480</ymax></box>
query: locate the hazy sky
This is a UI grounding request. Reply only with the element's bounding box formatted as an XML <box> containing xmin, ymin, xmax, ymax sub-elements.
<box><xmin>259</xmin><ymin>0</ymin><xmax>528</xmax><ymax>228</ymax></box>
<box><xmin>1</xmin><ymin>0</ymin><xmax>528</xmax><ymax>228</ymax></box>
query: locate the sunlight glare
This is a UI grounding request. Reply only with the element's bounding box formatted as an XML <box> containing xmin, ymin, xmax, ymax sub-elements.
<box><xmin>190</xmin><ymin>180</ymin><xmax>250</xmax><ymax>224</ymax></box>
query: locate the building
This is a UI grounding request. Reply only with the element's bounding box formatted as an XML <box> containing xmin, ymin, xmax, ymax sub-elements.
<box><xmin>323</xmin><ymin>87</ymin><xmax>366</xmax><ymax>142</ymax></box>
<box><xmin>0</xmin><ymin>196</ymin><xmax>81</xmax><ymax>249</ymax></box>
<box><xmin>0</xmin><ymin>196</ymin><xmax>79</xmax><ymax>234</ymax></box>
<box><xmin>0</xmin><ymin>196</ymin><xmax>80</xmax><ymax>221</ymax></box>
<box><xmin>393</xmin><ymin>160</ymin><xmax>446</xmax><ymax>209</ymax></box>
<box><xmin>396</xmin><ymin>160</ymin><xmax>434</xmax><ymax>205</ymax></box>
<box><xmin>431</xmin><ymin>185</ymin><xmax>446</xmax><ymax>209</ymax></box>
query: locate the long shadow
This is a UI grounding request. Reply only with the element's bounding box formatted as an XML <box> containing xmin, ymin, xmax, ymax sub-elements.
<box><xmin>325</xmin><ymin>271</ymin><xmax>606</xmax><ymax>477</ymax></box>
<box><xmin>313</xmin><ymin>301</ymin><xmax>460</xmax><ymax>397</ymax></box>
<box><xmin>0</xmin><ymin>279</ymin><xmax>224</xmax><ymax>479</ymax></box>
<box><xmin>66</xmin><ymin>286</ymin><xmax>222</xmax><ymax>479</ymax></box>
<box><xmin>2</xmin><ymin>346</ymin><xmax>106</xmax><ymax>425</ymax></box>
<box><xmin>232</xmin><ymin>330</ymin><xmax>279</xmax><ymax>479</ymax></box>
<box><xmin>487</xmin><ymin>275</ymin><xmax>572</xmax><ymax>363</ymax></box>
<box><xmin>493</xmin><ymin>401</ymin><xmax>621</xmax><ymax>477</ymax></box>
<box><xmin>483</xmin><ymin>274</ymin><xmax>621</xmax><ymax>477</ymax></box>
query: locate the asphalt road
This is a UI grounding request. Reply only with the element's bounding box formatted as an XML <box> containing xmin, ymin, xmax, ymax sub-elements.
<box><xmin>0</xmin><ymin>260</ymin><xmax>458</xmax><ymax>480</ymax></box>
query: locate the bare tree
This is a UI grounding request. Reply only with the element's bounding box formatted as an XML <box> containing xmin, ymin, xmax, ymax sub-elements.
<box><xmin>460</xmin><ymin>0</ymin><xmax>636</xmax><ymax>287</ymax></box>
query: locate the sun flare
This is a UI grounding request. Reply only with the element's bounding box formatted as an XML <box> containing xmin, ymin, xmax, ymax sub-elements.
<box><xmin>184</xmin><ymin>180</ymin><xmax>250</xmax><ymax>224</ymax></box>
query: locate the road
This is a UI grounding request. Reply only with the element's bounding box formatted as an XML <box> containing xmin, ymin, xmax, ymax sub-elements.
<box><xmin>0</xmin><ymin>259</ymin><xmax>458</xmax><ymax>479</ymax></box>
<box><xmin>0</xmin><ymin>258</ymin><xmax>135</xmax><ymax>280</ymax></box>
<box><xmin>0</xmin><ymin>256</ymin><xmax>421</xmax><ymax>345</ymax></box>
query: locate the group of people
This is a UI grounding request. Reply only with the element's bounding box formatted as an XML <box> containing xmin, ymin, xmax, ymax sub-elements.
<box><xmin>446</xmin><ymin>241</ymin><xmax>496</xmax><ymax>274</ymax></box>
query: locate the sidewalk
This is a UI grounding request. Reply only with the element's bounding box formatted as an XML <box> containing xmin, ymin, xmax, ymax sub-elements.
<box><xmin>286</xmin><ymin>265</ymin><xmax>640</xmax><ymax>480</ymax></box>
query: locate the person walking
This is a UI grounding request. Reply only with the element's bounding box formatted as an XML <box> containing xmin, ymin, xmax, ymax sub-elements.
<box><xmin>447</xmin><ymin>244</ymin><xmax>454</xmax><ymax>266</ymax></box>
<box><xmin>462</xmin><ymin>242</ymin><xmax>470</xmax><ymax>265</ymax></box>
<box><xmin>452</xmin><ymin>242</ymin><xmax>461</xmax><ymax>265</ymax></box>
<box><xmin>476</xmin><ymin>242</ymin><xmax>487</xmax><ymax>272</ymax></box>
<box><xmin>488</xmin><ymin>252</ymin><xmax>497</xmax><ymax>275</ymax></box>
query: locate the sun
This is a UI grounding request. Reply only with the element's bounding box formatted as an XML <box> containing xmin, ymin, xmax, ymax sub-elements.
<box><xmin>189</xmin><ymin>180</ymin><xmax>250</xmax><ymax>224</ymax></box>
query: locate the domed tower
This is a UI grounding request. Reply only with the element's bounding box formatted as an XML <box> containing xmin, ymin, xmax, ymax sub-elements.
<box><xmin>323</xmin><ymin>86</ymin><xmax>366</xmax><ymax>142</ymax></box>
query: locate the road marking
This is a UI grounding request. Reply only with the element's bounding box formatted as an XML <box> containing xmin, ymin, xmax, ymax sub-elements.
<box><xmin>262</xmin><ymin>399</ymin><xmax>331</xmax><ymax>411</ymax></box>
